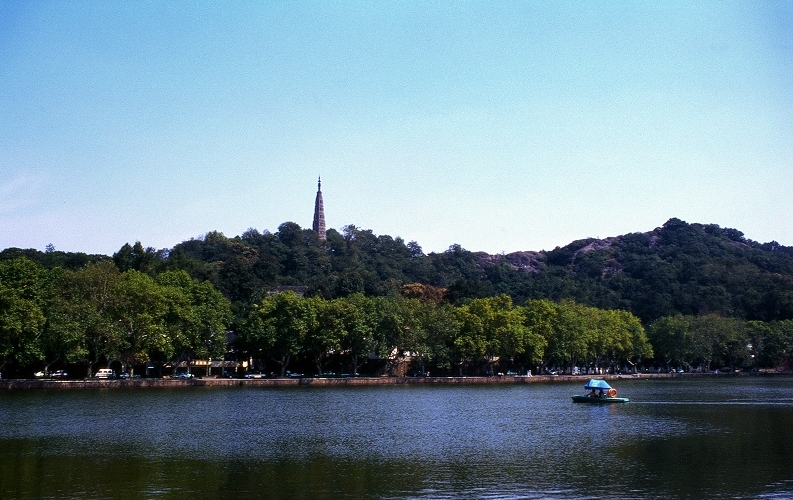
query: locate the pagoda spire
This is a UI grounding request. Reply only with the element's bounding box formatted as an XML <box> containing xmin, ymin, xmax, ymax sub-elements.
<box><xmin>312</xmin><ymin>176</ymin><xmax>326</xmax><ymax>240</ymax></box>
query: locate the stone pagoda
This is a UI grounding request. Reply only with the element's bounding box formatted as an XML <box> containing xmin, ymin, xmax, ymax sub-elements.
<box><xmin>312</xmin><ymin>176</ymin><xmax>326</xmax><ymax>240</ymax></box>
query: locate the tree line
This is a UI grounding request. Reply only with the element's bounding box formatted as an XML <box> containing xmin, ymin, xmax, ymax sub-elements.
<box><xmin>3</xmin><ymin>253</ymin><xmax>793</xmax><ymax>378</ymax></box>
<box><xmin>0</xmin><ymin>255</ymin><xmax>655</xmax><ymax>377</ymax></box>
<box><xmin>240</xmin><ymin>289</ymin><xmax>653</xmax><ymax>377</ymax></box>
<box><xmin>648</xmin><ymin>314</ymin><xmax>793</xmax><ymax>373</ymax></box>
<box><xmin>0</xmin><ymin>258</ymin><xmax>231</xmax><ymax>378</ymax></box>
<box><xmin>2</xmin><ymin>218</ymin><xmax>793</xmax><ymax>377</ymax></box>
<box><xmin>6</xmin><ymin>218</ymin><xmax>792</xmax><ymax>327</ymax></box>
<box><xmin>117</xmin><ymin>218</ymin><xmax>793</xmax><ymax>326</ymax></box>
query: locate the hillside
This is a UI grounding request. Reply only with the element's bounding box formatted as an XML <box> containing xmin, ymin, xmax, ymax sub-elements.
<box><xmin>475</xmin><ymin>218</ymin><xmax>793</xmax><ymax>322</ymax></box>
<box><xmin>3</xmin><ymin>218</ymin><xmax>792</xmax><ymax>324</ymax></box>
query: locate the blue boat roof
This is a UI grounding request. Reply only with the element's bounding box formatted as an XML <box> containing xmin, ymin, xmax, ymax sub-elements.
<box><xmin>584</xmin><ymin>379</ymin><xmax>612</xmax><ymax>390</ymax></box>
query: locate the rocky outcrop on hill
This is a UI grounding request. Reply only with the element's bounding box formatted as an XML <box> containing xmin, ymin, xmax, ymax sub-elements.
<box><xmin>475</xmin><ymin>251</ymin><xmax>546</xmax><ymax>273</ymax></box>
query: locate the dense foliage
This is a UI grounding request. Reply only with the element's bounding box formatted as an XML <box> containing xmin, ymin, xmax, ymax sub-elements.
<box><xmin>238</xmin><ymin>292</ymin><xmax>655</xmax><ymax>377</ymax></box>
<box><xmin>101</xmin><ymin>218</ymin><xmax>793</xmax><ymax>325</ymax></box>
<box><xmin>0</xmin><ymin>259</ymin><xmax>231</xmax><ymax>378</ymax></box>
<box><xmin>2</xmin><ymin>218</ymin><xmax>793</xmax><ymax>377</ymax></box>
<box><xmin>0</xmin><ymin>254</ymin><xmax>653</xmax><ymax>376</ymax></box>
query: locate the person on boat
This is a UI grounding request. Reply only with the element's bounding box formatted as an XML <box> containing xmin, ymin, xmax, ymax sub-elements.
<box><xmin>588</xmin><ymin>389</ymin><xmax>596</xmax><ymax>397</ymax></box>
<box><xmin>598</xmin><ymin>389</ymin><xmax>604</xmax><ymax>397</ymax></box>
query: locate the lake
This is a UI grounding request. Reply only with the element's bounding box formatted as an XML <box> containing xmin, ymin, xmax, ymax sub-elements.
<box><xmin>1</xmin><ymin>376</ymin><xmax>792</xmax><ymax>499</ymax></box>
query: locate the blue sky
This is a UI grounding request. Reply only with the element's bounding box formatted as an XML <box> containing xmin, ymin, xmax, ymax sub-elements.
<box><xmin>1</xmin><ymin>1</ymin><xmax>791</xmax><ymax>256</ymax></box>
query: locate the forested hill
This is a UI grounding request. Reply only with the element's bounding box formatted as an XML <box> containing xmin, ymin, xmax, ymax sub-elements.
<box><xmin>3</xmin><ymin>218</ymin><xmax>792</xmax><ymax>324</ymax></box>
<box><xmin>507</xmin><ymin>218</ymin><xmax>793</xmax><ymax>323</ymax></box>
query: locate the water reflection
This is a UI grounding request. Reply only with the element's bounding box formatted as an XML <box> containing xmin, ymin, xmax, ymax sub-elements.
<box><xmin>1</xmin><ymin>378</ymin><xmax>792</xmax><ymax>499</ymax></box>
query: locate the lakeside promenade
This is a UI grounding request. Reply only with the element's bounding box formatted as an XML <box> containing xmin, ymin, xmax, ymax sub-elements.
<box><xmin>0</xmin><ymin>371</ymin><xmax>767</xmax><ymax>391</ymax></box>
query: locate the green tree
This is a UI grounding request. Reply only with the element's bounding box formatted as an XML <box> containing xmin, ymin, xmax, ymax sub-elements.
<box><xmin>648</xmin><ymin>314</ymin><xmax>692</xmax><ymax>371</ymax></box>
<box><xmin>41</xmin><ymin>269</ymin><xmax>89</xmax><ymax>374</ymax></box>
<box><xmin>0</xmin><ymin>258</ymin><xmax>52</xmax><ymax>373</ymax></box>
<box><xmin>112</xmin><ymin>270</ymin><xmax>173</xmax><ymax>374</ymax></box>
<box><xmin>395</xmin><ymin>298</ymin><xmax>434</xmax><ymax>376</ymax></box>
<box><xmin>68</xmin><ymin>261</ymin><xmax>125</xmax><ymax>376</ymax></box>
<box><xmin>750</xmin><ymin>320</ymin><xmax>793</xmax><ymax>369</ymax></box>
<box><xmin>371</xmin><ymin>296</ymin><xmax>412</xmax><ymax>375</ymax></box>
<box><xmin>687</xmin><ymin>314</ymin><xmax>728</xmax><ymax>371</ymax></box>
<box><xmin>0</xmin><ymin>257</ymin><xmax>51</xmax><ymax>308</ymax></box>
<box><xmin>157</xmin><ymin>270</ymin><xmax>232</xmax><ymax>373</ymax></box>
<box><xmin>522</xmin><ymin>299</ymin><xmax>557</xmax><ymax>374</ymax></box>
<box><xmin>454</xmin><ymin>295</ymin><xmax>528</xmax><ymax>375</ymax></box>
<box><xmin>769</xmin><ymin>320</ymin><xmax>793</xmax><ymax>368</ymax></box>
<box><xmin>544</xmin><ymin>300</ymin><xmax>592</xmax><ymax>372</ymax></box>
<box><xmin>710</xmin><ymin>315</ymin><xmax>749</xmax><ymax>371</ymax></box>
<box><xmin>0</xmin><ymin>282</ymin><xmax>45</xmax><ymax>373</ymax></box>
<box><xmin>745</xmin><ymin>320</ymin><xmax>772</xmax><ymax>369</ymax></box>
<box><xmin>422</xmin><ymin>303</ymin><xmax>461</xmax><ymax>375</ymax></box>
<box><xmin>452</xmin><ymin>304</ymin><xmax>482</xmax><ymax>375</ymax></box>
<box><xmin>338</xmin><ymin>293</ymin><xmax>378</xmax><ymax>375</ymax></box>
<box><xmin>602</xmin><ymin>309</ymin><xmax>653</xmax><ymax>371</ymax></box>
<box><xmin>619</xmin><ymin>309</ymin><xmax>654</xmax><ymax>364</ymax></box>
<box><xmin>304</xmin><ymin>296</ymin><xmax>344</xmax><ymax>375</ymax></box>
<box><xmin>113</xmin><ymin>241</ymin><xmax>159</xmax><ymax>274</ymax></box>
<box><xmin>243</xmin><ymin>291</ymin><xmax>315</xmax><ymax>376</ymax></box>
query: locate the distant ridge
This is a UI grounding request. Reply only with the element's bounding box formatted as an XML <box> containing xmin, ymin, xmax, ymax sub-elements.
<box><xmin>2</xmin><ymin>218</ymin><xmax>792</xmax><ymax>323</ymax></box>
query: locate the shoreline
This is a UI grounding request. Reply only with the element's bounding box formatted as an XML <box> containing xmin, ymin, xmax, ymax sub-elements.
<box><xmin>0</xmin><ymin>371</ymin><xmax>783</xmax><ymax>391</ymax></box>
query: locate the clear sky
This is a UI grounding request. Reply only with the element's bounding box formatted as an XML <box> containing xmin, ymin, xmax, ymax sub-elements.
<box><xmin>2</xmin><ymin>1</ymin><xmax>791</xmax><ymax>256</ymax></box>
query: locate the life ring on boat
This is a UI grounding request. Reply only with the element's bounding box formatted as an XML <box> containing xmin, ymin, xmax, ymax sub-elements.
<box><xmin>607</xmin><ymin>388</ymin><xmax>617</xmax><ymax>398</ymax></box>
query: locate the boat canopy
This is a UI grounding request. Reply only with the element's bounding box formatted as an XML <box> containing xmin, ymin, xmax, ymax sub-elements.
<box><xmin>584</xmin><ymin>379</ymin><xmax>612</xmax><ymax>390</ymax></box>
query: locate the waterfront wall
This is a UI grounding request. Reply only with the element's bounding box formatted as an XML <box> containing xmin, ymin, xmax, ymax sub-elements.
<box><xmin>0</xmin><ymin>372</ymin><xmax>746</xmax><ymax>391</ymax></box>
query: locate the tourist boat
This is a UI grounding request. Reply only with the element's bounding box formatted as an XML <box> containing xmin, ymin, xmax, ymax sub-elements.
<box><xmin>571</xmin><ymin>379</ymin><xmax>629</xmax><ymax>403</ymax></box>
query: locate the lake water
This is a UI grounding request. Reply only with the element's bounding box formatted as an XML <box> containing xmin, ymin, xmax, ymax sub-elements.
<box><xmin>1</xmin><ymin>376</ymin><xmax>792</xmax><ymax>499</ymax></box>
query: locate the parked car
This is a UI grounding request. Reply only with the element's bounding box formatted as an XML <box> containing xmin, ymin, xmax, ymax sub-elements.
<box><xmin>94</xmin><ymin>369</ymin><xmax>115</xmax><ymax>379</ymax></box>
<box><xmin>34</xmin><ymin>371</ymin><xmax>48</xmax><ymax>378</ymax></box>
<box><xmin>176</xmin><ymin>372</ymin><xmax>194</xmax><ymax>379</ymax></box>
<box><xmin>286</xmin><ymin>371</ymin><xmax>303</xmax><ymax>378</ymax></box>
<box><xmin>118</xmin><ymin>372</ymin><xmax>130</xmax><ymax>379</ymax></box>
<box><xmin>50</xmin><ymin>370</ymin><xmax>68</xmax><ymax>378</ymax></box>
<box><xmin>244</xmin><ymin>372</ymin><xmax>264</xmax><ymax>379</ymax></box>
